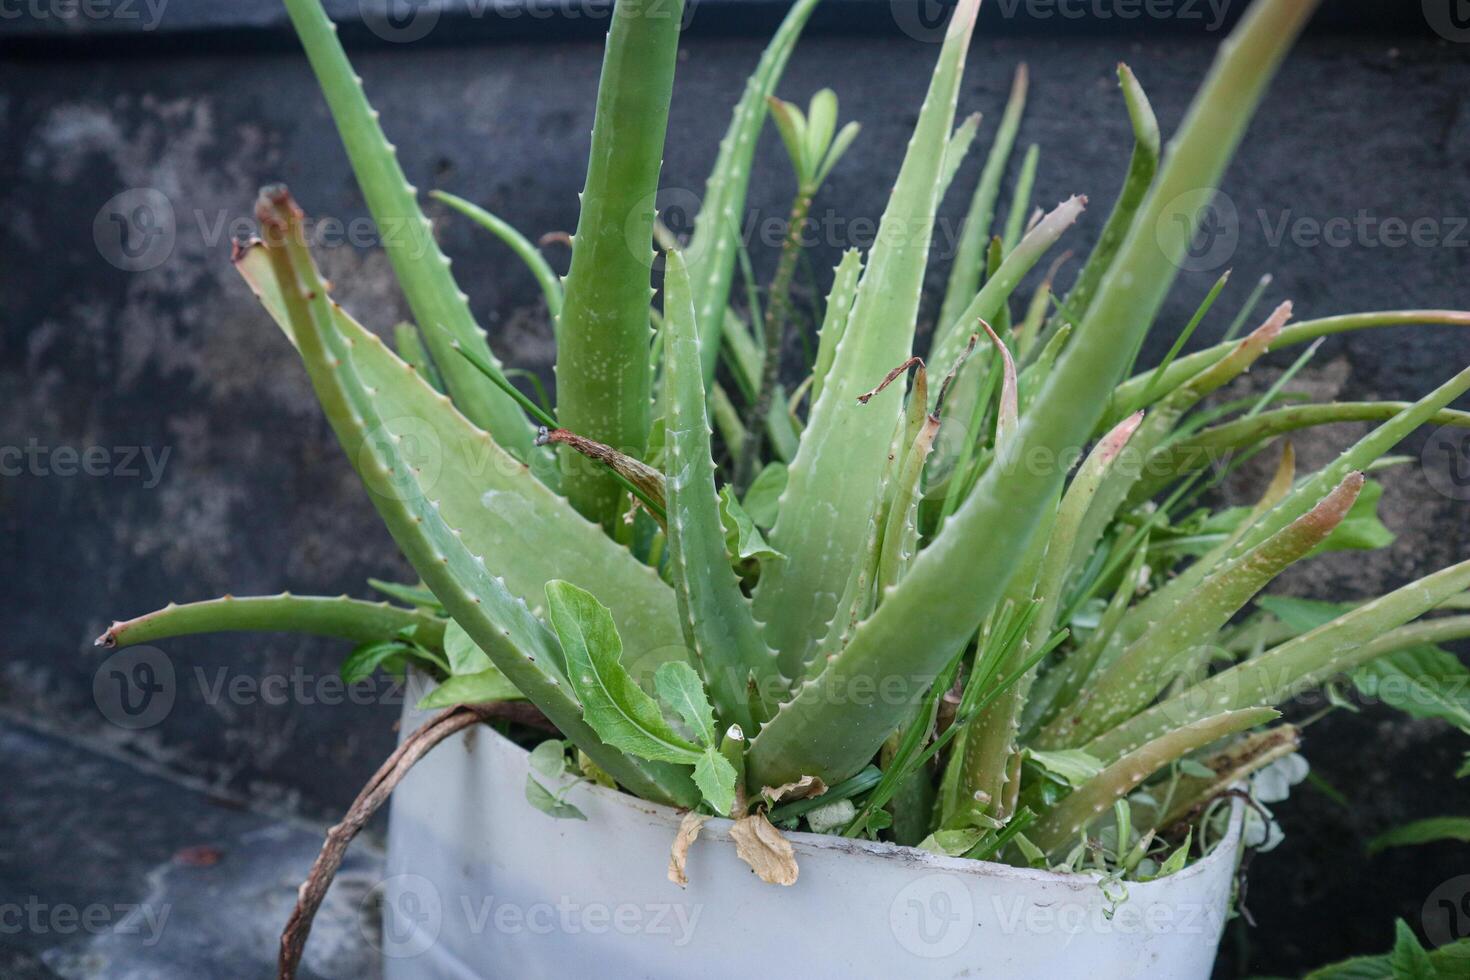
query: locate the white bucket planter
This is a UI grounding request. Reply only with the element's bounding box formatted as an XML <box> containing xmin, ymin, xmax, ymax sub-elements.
<box><xmin>382</xmin><ymin>687</ymin><xmax>1243</xmax><ymax>979</ymax></box>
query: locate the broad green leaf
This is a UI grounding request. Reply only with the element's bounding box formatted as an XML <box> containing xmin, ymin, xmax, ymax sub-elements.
<box><xmin>554</xmin><ymin>0</ymin><xmax>683</xmax><ymax>525</ymax></box>
<box><xmin>525</xmin><ymin>776</ymin><xmax>588</xmax><ymax>821</ymax></box>
<box><xmin>444</xmin><ymin>618</ymin><xmax>492</xmax><ymax>675</ymax></box>
<box><xmin>341</xmin><ymin>641</ymin><xmax>410</xmax><ymax>684</ymax></box>
<box><xmin>1369</xmin><ymin>817</ymin><xmax>1470</xmax><ymax>856</ymax></box>
<box><xmin>742</xmin><ymin>462</ymin><xmax>788</xmax><ymax>529</ymax></box>
<box><xmin>753</xmin><ymin>0</ymin><xmax>982</xmax><ymax>678</ymax></box>
<box><xmin>1025</xmin><ymin>748</ymin><xmax>1104</xmax><ymax>787</ymax></box>
<box><xmin>918</xmin><ymin>828</ymin><xmax>986</xmax><ymax>857</ymax></box>
<box><xmin>279</xmin><ymin>0</ymin><xmax>535</xmax><ymax>460</ymax></box>
<box><xmin>663</xmin><ymin>249</ymin><xmax>781</xmax><ymax>731</ymax></box>
<box><xmin>688</xmin><ymin>0</ymin><xmax>822</xmax><ymax>381</ymax></box>
<box><xmin>546</xmin><ymin>580</ymin><xmax>702</xmax><ymax>765</ymax></box>
<box><xmin>417</xmin><ymin>668</ymin><xmax>523</xmax><ymax>709</ymax></box>
<box><xmin>747</xmin><ymin>0</ymin><xmax>1329</xmax><ymax>788</ymax></box>
<box><xmin>719</xmin><ymin>487</ymin><xmax>783</xmax><ymax>565</ymax></box>
<box><xmin>655</xmin><ymin>661</ymin><xmax>719</xmax><ymax>748</ymax></box>
<box><xmin>693</xmin><ymin>746</ymin><xmax>739</xmax><ymax>817</ymax></box>
<box><xmin>1389</xmin><ymin>921</ymin><xmax>1436</xmax><ymax>980</ymax></box>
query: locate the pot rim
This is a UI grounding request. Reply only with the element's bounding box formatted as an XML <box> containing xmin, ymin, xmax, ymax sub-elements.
<box><xmin>406</xmin><ymin>672</ymin><xmax>1245</xmax><ymax>892</ymax></box>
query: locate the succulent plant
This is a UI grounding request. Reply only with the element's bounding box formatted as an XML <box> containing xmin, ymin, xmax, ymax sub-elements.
<box><xmin>102</xmin><ymin>0</ymin><xmax>1470</xmax><ymax>885</ymax></box>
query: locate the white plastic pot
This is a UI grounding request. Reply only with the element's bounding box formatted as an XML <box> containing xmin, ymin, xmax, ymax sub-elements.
<box><xmin>382</xmin><ymin>686</ymin><xmax>1242</xmax><ymax>979</ymax></box>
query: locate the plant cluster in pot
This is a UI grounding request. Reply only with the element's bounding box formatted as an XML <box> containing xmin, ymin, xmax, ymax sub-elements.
<box><xmin>97</xmin><ymin>0</ymin><xmax>1470</xmax><ymax>975</ymax></box>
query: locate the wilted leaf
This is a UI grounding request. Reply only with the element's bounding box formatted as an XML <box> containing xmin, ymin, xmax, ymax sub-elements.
<box><xmin>668</xmin><ymin>811</ymin><xmax>710</xmax><ymax>887</ymax></box>
<box><xmin>761</xmin><ymin>775</ymin><xmax>828</xmax><ymax>805</ymax></box>
<box><xmin>730</xmin><ymin>811</ymin><xmax>799</xmax><ymax>885</ymax></box>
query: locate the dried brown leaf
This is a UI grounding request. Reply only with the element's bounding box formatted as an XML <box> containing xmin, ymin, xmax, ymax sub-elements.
<box><xmin>667</xmin><ymin>811</ymin><xmax>710</xmax><ymax>888</ymax></box>
<box><xmin>760</xmin><ymin>775</ymin><xmax>828</xmax><ymax>805</ymax></box>
<box><xmin>730</xmin><ymin>812</ymin><xmax>799</xmax><ymax>886</ymax></box>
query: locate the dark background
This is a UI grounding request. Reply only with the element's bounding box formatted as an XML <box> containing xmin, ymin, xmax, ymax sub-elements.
<box><xmin>3</xmin><ymin>1</ymin><xmax>1468</xmax><ymax>975</ymax></box>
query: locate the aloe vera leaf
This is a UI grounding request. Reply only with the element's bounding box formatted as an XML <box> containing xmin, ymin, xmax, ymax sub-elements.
<box><xmin>1001</xmin><ymin>144</ymin><xmax>1040</xmax><ymax>254</ymax></box>
<box><xmin>688</xmin><ymin>0</ymin><xmax>822</xmax><ymax>381</ymax></box>
<box><xmin>96</xmin><ymin>593</ymin><xmax>446</xmax><ymax>651</ymax></box>
<box><xmin>250</xmin><ymin>188</ymin><xmax>696</xmax><ymax>805</ymax></box>
<box><xmin>236</xmin><ymin>238</ymin><xmax>689</xmax><ymax>682</ymax></box>
<box><xmin>1086</xmin><ymin>557</ymin><xmax>1470</xmax><ymax>765</ymax></box>
<box><xmin>1155</xmin><ymin>724</ymin><xmax>1300</xmax><ymax>828</ymax></box>
<box><xmin>745</xmin><ymin>0</ymin><xmax>1322</xmax><ymax>789</ymax></box>
<box><xmin>1221</xmin><ymin>272</ymin><xmax>1274</xmax><ymax>343</ymax></box>
<box><xmin>1044</xmin><ymin>473</ymin><xmax>1362</xmax><ymax>748</ymax></box>
<box><xmin>1127</xmin><ymin>362</ymin><xmax>1470</xmax><ymax>640</ymax></box>
<box><xmin>393</xmin><ymin>323</ymin><xmax>444</xmax><ymax>393</ymax></box>
<box><xmin>431</xmin><ymin>191</ymin><xmax>563</xmax><ymax>317</ymax></box>
<box><xmin>279</xmin><ymin>0</ymin><xmax>534</xmax><ymax>460</ymax></box>
<box><xmin>554</xmin><ymin>0</ymin><xmax>685</xmax><ymax>527</ymax></box>
<box><xmin>751</xmin><ymin>0</ymin><xmax>982</xmax><ymax>678</ymax></box>
<box><xmin>877</xmin><ymin>413</ymin><xmax>940</xmax><ymax>596</ymax></box>
<box><xmin>935</xmin><ymin>64</ymin><xmax>1029</xmax><ymax>347</ymax></box>
<box><xmin>663</xmin><ymin>249</ymin><xmax>780</xmax><ymax>732</ymax></box>
<box><xmin>809</xmin><ymin>249</ymin><xmax>863</xmax><ymax>405</ymax></box>
<box><xmin>1030</xmin><ymin>708</ymin><xmax>1278</xmax><ymax>853</ymax></box>
<box><xmin>939</xmin><ymin>112</ymin><xmax>983</xmax><ymax>201</ymax></box>
<box><xmin>981</xmin><ymin>321</ymin><xmax>1019</xmax><ymax>445</ymax></box>
<box><xmin>1132</xmin><ymin>402</ymin><xmax>1470</xmax><ymax>501</ymax></box>
<box><xmin>709</xmin><ymin>381</ymin><xmax>748</xmax><ymax>459</ymax></box>
<box><xmin>1111</xmin><ymin>310</ymin><xmax>1470</xmax><ymax>420</ymax></box>
<box><xmin>1058</xmin><ymin>64</ymin><xmax>1160</xmax><ymax>323</ymax></box>
<box><xmin>931</xmin><ymin>196</ymin><xmax>1088</xmax><ymax>404</ymax></box>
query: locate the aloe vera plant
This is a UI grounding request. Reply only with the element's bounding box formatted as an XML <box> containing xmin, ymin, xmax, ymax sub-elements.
<box><xmin>105</xmin><ymin>0</ymin><xmax>1470</xmax><ymax>899</ymax></box>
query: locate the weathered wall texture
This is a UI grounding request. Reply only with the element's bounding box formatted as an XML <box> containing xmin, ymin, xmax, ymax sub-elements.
<box><xmin>3</xmin><ymin>25</ymin><xmax>1468</xmax><ymax>973</ymax></box>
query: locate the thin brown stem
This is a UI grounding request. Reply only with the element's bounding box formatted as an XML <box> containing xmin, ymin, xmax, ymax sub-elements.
<box><xmin>736</xmin><ymin>189</ymin><xmax>812</xmax><ymax>491</ymax></box>
<box><xmin>278</xmin><ymin>704</ymin><xmax>508</xmax><ymax>978</ymax></box>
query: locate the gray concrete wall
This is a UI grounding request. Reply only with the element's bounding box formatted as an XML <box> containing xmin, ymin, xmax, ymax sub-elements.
<box><xmin>3</xmin><ymin>14</ymin><xmax>1469</xmax><ymax>973</ymax></box>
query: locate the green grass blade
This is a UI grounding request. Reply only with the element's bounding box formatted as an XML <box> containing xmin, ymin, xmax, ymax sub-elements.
<box><xmin>687</xmin><ymin>0</ymin><xmax>822</xmax><ymax>382</ymax></box>
<box><xmin>663</xmin><ymin>250</ymin><xmax>780</xmax><ymax>732</ymax></box>
<box><xmin>1001</xmin><ymin>143</ymin><xmax>1040</xmax><ymax>254</ymax></box>
<box><xmin>745</xmin><ymin>0</ymin><xmax>1322</xmax><ymax>789</ymax></box>
<box><xmin>431</xmin><ymin>191</ymin><xmax>563</xmax><ymax>316</ymax></box>
<box><xmin>554</xmin><ymin>0</ymin><xmax>684</xmax><ymax>527</ymax></box>
<box><xmin>279</xmin><ymin>0</ymin><xmax>535</xmax><ymax>460</ymax></box>
<box><xmin>752</xmin><ymin>0</ymin><xmax>981</xmax><ymax>678</ymax></box>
